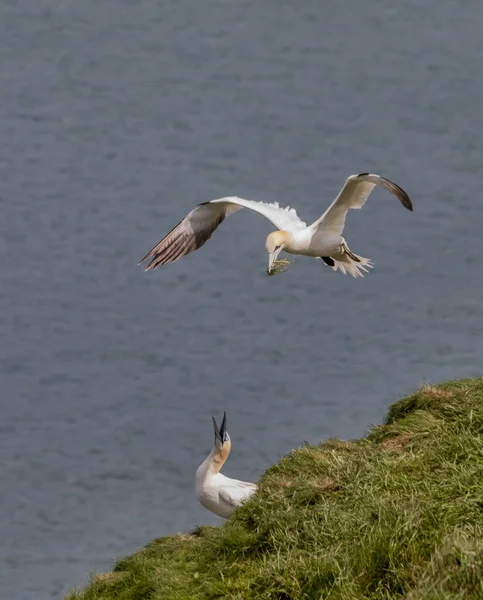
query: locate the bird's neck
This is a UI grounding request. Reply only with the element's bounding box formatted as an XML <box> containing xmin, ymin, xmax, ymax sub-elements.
<box><xmin>285</xmin><ymin>229</ymin><xmax>310</xmax><ymax>252</ymax></box>
<box><xmin>279</xmin><ymin>231</ymin><xmax>294</xmax><ymax>247</ymax></box>
<box><xmin>199</xmin><ymin>446</ymin><xmax>229</xmax><ymax>477</ymax></box>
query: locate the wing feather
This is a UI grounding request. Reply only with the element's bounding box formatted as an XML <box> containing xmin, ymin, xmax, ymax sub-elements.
<box><xmin>158</xmin><ymin>233</ymin><xmax>189</xmax><ymax>265</ymax></box>
<box><xmin>311</xmin><ymin>173</ymin><xmax>413</xmax><ymax>237</ymax></box>
<box><xmin>208</xmin><ymin>196</ymin><xmax>306</xmax><ymax>231</ymax></box>
<box><xmin>219</xmin><ymin>480</ymin><xmax>257</xmax><ymax>508</ymax></box>
<box><xmin>139</xmin><ymin>203</ymin><xmax>228</xmax><ymax>270</ymax></box>
<box><xmin>140</xmin><ymin>196</ymin><xmax>306</xmax><ymax>271</ymax></box>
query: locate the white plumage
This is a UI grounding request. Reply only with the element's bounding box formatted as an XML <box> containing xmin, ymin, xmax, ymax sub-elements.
<box><xmin>195</xmin><ymin>412</ymin><xmax>257</xmax><ymax>519</ymax></box>
<box><xmin>140</xmin><ymin>173</ymin><xmax>413</xmax><ymax>277</ymax></box>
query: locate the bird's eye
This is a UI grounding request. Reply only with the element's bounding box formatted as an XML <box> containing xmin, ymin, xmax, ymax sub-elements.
<box><xmin>275</xmin><ymin>245</ymin><xmax>281</xmax><ymax>250</ymax></box>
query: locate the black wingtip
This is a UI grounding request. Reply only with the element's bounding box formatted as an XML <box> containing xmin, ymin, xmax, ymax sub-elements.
<box><xmin>394</xmin><ymin>186</ymin><xmax>413</xmax><ymax>212</ymax></box>
<box><xmin>368</xmin><ymin>173</ymin><xmax>414</xmax><ymax>212</ymax></box>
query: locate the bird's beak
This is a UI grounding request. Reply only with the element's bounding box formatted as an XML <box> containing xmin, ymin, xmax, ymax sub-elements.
<box><xmin>212</xmin><ymin>411</ymin><xmax>227</xmax><ymax>445</ymax></box>
<box><xmin>212</xmin><ymin>416</ymin><xmax>222</xmax><ymax>443</ymax></box>
<box><xmin>267</xmin><ymin>248</ymin><xmax>282</xmax><ymax>275</ymax></box>
<box><xmin>219</xmin><ymin>411</ymin><xmax>227</xmax><ymax>442</ymax></box>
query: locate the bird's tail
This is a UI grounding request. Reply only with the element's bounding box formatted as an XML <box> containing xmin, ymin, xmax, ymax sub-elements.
<box><xmin>324</xmin><ymin>242</ymin><xmax>373</xmax><ymax>278</ymax></box>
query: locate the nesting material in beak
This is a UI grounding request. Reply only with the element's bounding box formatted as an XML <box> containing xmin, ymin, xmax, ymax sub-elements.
<box><xmin>267</xmin><ymin>257</ymin><xmax>292</xmax><ymax>276</ymax></box>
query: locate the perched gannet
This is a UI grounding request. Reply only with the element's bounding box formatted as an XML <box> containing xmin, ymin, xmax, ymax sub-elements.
<box><xmin>195</xmin><ymin>412</ymin><xmax>257</xmax><ymax>519</ymax></box>
<box><xmin>140</xmin><ymin>173</ymin><xmax>413</xmax><ymax>277</ymax></box>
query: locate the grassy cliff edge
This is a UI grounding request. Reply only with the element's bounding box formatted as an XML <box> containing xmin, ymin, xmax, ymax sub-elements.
<box><xmin>68</xmin><ymin>378</ymin><xmax>483</xmax><ymax>599</ymax></box>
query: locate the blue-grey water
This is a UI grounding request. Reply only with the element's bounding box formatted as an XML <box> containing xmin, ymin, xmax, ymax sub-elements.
<box><xmin>1</xmin><ymin>1</ymin><xmax>483</xmax><ymax>598</ymax></box>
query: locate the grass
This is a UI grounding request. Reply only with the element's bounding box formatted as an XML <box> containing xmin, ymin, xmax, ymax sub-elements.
<box><xmin>67</xmin><ymin>378</ymin><xmax>483</xmax><ymax>600</ymax></box>
<box><xmin>268</xmin><ymin>258</ymin><xmax>293</xmax><ymax>275</ymax></box>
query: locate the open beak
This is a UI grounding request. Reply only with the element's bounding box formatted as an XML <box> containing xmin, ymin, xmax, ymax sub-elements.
<box><xmin>212</xmin><ymin>411</ymin><xmax>227</xmax><ymax>445</ymax></box>
<box><xmin>267</xmin><ymin>248</ymin><xmax>282</xmax><ymax>275</ymax></box>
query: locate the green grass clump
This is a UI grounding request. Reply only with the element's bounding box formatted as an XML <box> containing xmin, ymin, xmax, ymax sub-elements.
<box><xmin>68</xmin><ymin>378</ymin><xmax>483</xmax><ymax>600</ymax></box>
<box><xmin>268</xmin><ymin>258</ymin><xmax>293</xmax><ymax>275</ymax></box>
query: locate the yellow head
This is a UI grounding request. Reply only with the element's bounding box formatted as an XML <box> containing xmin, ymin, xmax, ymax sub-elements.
<box><xmin>265</xmin><ymin>231</ymin><xmax>292</xmax><ymax>275</ymax></box>
<box><xmin>212</xmin><ymin>412</ymin><xmax>231</xmax><ymax>470</ymax></box>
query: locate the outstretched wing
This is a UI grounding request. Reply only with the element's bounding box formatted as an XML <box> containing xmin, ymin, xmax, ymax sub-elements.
<box><xmin>208</xmin><ymin>196</ymin><xmax>306</xmax><ymax>232</ymax></box>
<box><xmin>310</xmin><ymin>173</ymin><xmax>413</xmax><ymax>237</ymax></box>
<box><xmin>139</xmin><ymin>196</ymin><xmax>306</xmax><ymax>271</ymax></box>
<box><xmin>219</xmin><ymin>480</ymin><xmax>258</xmax><ymax>509</ymax></box>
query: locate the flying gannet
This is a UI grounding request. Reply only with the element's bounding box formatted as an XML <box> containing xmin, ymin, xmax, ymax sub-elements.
<box><xmin>195</xmin><ymin>412</ymin><xmax>257</xmax><ymax>519</ymax></box>
<box><xmin>140</xmin><ymin>173</ymin><xmax>413</xmax><ymax>277</ymax></box>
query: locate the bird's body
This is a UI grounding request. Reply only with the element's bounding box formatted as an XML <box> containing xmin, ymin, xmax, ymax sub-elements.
<box><xmin>196</xmin><ymin>462</ymin><xmax>257</xmax><ymax>519</ymax></box>
<box><xmin>195</xmin><ymin>413</ymin><xmax>257</xmax><ymax>519</ymax></box>
<box><xmin>269</xmin><ymin>227</ymin><xmax>347</xmax><ymax>258</ymax></box>
<box><xmin>140</xmin><ymin>173</ymin><xmax>413</xmax><ymax>277</ymax></box>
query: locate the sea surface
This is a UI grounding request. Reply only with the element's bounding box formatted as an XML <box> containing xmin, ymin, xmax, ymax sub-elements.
<box><xmin>1</xmin><ymin>1</ymin><xmax>483</xmax><ymax>597</ymax></box>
